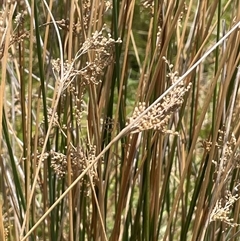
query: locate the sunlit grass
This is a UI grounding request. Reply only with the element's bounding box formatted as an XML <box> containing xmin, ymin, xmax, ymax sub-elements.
<box><xmin>0</xmin><ymin>0</ymin><xmax>240</xmax><ymax>240</ymax></box>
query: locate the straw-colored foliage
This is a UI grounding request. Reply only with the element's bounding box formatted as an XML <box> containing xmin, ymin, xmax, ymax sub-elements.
<box><xmin>0</xmin><ymin>0</ymin><xmax>240</xmax><ymax>240</ymax></box>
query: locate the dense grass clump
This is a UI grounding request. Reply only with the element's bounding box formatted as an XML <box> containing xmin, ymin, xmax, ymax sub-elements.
<box><xmin>0</xmin><ymin>0</ymin><xmax>240</xmax><ymax>240</ymax></box>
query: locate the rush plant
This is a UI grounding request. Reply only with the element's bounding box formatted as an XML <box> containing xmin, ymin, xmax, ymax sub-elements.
<box><xmin>0</xmin><ymin>0</ymin><xmax>240</xmax><ymax>241</ymax></box>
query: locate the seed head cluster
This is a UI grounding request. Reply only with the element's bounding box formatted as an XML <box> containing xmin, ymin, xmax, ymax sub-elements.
<box><xmin>128</xmin><ymin>82</ymin><xmax>191</xmax><ymax>133</ymax></box>
<box><xmin>52</xmin><ymin>27</ymin><xmax>121</xmax><ymax>92</ymax></box>
<box><xmin>77</xmin><ymin>27</ymin><xmax>121</xmax><ymax>86</ymax></box>
<box><xmin>46</xmin><ymin>108</ymin><xmax>59</xmax><ymax>128</ymax></box>
<box><xmin>50</xmin><ymin>146</ymin><xmax>97</xmax><ymax>182</ymax></box>
<box><xmin>82</xmin><ymin>0</ymin><xmax>91</xmax><ymax>30</ymax></box>
<box><xmin>208</xmin><ymin>129</ymin><xmax>240</xmax><ymax>227</ymax></box>
<box><xmin>210</xmin><ymin>190</ymin><xmax>240</xmax><ymax>227</ymax></box>
<box><xmin>128</xmin><ymin>58</ymin><xmax>191</xmax><ymax>133</ymax></box>
<box><xmin>211</xmin><ymin>131</ymin><xmax>237</xmax><ymax>182</ymax></box>
<box><xmin>0</xmin><ymin>10</ymin><xmax>29</xmax><ymax>60</ymax></box>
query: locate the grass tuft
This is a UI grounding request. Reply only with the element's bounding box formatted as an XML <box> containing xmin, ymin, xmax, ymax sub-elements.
<box><xmin>0</xmin><ymin>0</ymin><xmax>240</xmax><ymax>240</ymax></box>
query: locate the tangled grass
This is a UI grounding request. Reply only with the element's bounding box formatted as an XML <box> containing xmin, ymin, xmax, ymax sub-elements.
<box><xmin>0</xmin><ymin>0</ymin><xmax>240</xmax><ymax>240</ymax></box>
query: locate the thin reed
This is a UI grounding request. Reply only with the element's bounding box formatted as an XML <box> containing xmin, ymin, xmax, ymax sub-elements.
<box><xmin>0</xmin><ymin>0</ymin><xmax>240</xmax><ymax>240</ymax></box>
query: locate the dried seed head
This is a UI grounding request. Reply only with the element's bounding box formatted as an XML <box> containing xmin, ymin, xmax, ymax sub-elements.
<box><xmin>128</xmin><ymin>82</ymin><xmax>191</xmax><ymax>134</ymax></box>
<box><xmin>50</xmin><ymin>151</ymin><xmax>67</xmax><ymax>178</ymax></box>
<box><xmin>210</xmin><ymin>190</ymin><xmax>240</xmax><ymax>227</ymax></box>
<box><xmin>51</xmin><ymin>27</ymin><xmax>121</xmax><ymax>92</ymax></box>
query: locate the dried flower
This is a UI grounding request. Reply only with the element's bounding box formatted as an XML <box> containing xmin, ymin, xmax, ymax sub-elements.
<box><xmin>128</xmin><ymin>82</ymin><xmax>191</xmax><ymax>133</ymax></box>
<box><xmin>52</xmin><ymin>27</ymin><xmax>121</xmax><ymax>93</ymax></box>
<box><xmin>50</xmin><ymin>145</ymin><xmax>97</xmax><ymax>182</ymax></box>
<box><xmin>210</xmin><ymin>190</ymin><xmax>240</xmax><ymax>227</ymax></box>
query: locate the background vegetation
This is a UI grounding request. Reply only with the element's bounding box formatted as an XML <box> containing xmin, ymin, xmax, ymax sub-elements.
<box><xmin>0</xmin><ymin>0</ymin><xmax>240</xmax><ymax>240</ymax></box>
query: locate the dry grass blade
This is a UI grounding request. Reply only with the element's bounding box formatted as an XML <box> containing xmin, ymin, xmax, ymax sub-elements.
<box><xmin>1</xmin><ymin>1</ymin><xmax>240</xmax><ymax>240</ymax></box>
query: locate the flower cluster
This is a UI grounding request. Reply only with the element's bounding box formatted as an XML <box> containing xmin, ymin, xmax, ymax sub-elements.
<box><xmin>211</xmin><ymin>131</ymin><xmax>237</xmax><ymax>182</ymax></box>
<box><xmin>52</xmin><ymin>27</ymin><xmax>121</xmax><ymax>92</ymax></box>
<box><xmin>0</xmin><ymin>9</ymin><xmax>29</xmax><ymax>60</ymax></box>
<box><xmin>50</xmin><ymin>145</ymin><xmax>97</xmax><ymax>182</ymax></box>
<box><xmin>128</xmin><ymin>82</ymin><xmax>191</xmax><ymax>133</ymax></box>
<box><xmin>50</xmin><ymin>151</ymin><xmax>67</xmax><ymax>178</ymax></box>
<box><xmin>82</xmin><ymin>0</ymin><xmax>91</xmax><ymax>30</ymax></box>
<box><xmin>210</xmin><ymin>190</ymin><xmax>240</xmax><ymax>227</ymax></box>
<box><xmin>76</xmin><ymin>27</ymin><xmax>121</xmax><ymax>85</ymax></box>
<box><xmin>208</xmin><ymin>129</ymin><xmax>240</xmax><ymax>227</ymax></box>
